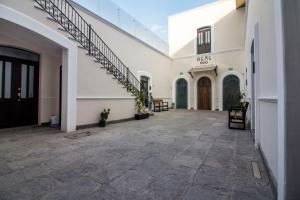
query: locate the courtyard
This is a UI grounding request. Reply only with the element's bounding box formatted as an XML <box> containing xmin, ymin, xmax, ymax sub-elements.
<box><xmin>0</xmin><ymin>110</ymin><xmax>274</xmax><ymax>200</ymax></box>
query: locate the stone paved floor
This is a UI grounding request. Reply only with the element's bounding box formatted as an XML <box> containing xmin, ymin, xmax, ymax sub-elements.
<box><xmin>0</xmin><ymin>110</ymin><xmax>274</xmax><ymax>200</ymax></box>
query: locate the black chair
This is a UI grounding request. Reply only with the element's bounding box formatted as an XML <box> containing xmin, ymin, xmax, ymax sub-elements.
<box><xmin>228</xmin><ymin>102</ymin><xmax>249</xmax><ymax>130</ymax></box>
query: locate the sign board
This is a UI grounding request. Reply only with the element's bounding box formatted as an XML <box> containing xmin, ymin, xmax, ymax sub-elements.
<box><xmin>197</xmin><ymin>55</ymin><xmax>215</xmax><ymax>65</ymax></box>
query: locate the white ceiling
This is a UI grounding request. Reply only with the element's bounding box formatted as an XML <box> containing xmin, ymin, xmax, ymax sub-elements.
<box><xmin>0</xmin><ymin>19</ymin><xmax>62</xmax><ymax>57</ymax></box>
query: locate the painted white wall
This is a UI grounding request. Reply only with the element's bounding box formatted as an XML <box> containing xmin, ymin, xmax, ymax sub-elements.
<box><xmin>273</xmin><ymin>0</ymin><xmax>285</xmax><ymax>199</ymax></box>
<box><xmin>168</xmin><ymin>0</ymin><xmax>244</xmax><ymax>58</ymax></box>
<box><xmin>245</xmin><ymin>0</ymin><xmax>279</xmax><ymax>186</ymax></box>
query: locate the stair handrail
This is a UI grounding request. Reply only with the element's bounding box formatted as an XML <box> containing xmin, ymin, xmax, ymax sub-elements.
<box><xmin>35</xmin><ymin>0</ymin><xmax>145</xmax><ymax>93</ymax></box>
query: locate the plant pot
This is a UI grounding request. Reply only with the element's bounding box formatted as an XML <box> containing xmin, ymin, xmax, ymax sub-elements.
<box><xmin>99</xmin><ymin>119</ymin><xmax>106</xmax><ymax>127</ymax></box>
<box><xmin>135</xmin><ymin>112</ymin><xmax>150</xmax><ymax>120</ymax></box>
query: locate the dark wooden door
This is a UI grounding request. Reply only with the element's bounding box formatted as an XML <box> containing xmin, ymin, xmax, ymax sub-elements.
<box><xmin>176</xmin><ymin>78</ymin><xmax>187</xmax><ymax>109</ymax></box>
<box><xmin>197</xmin><ymin>77</ymin><xmax>211</xmax><ymax>110</ymax></box>
<box><xmin>223</xmin><ymin>75</ymin><xmax>240</xmax><ymax>111</ymax></box>
<box><xmin>0</xmin><ymin>56</ymin><xmax>39</xmax><ymax>128</ymax></box>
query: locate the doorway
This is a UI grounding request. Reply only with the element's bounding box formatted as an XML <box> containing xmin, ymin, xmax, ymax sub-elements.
<box><xmin>0</xmin><ymin>53</ymin><xmax>39</xmax><ymax>128</ymax></box>
<box><xmin>197</xmin><ymin>77</ymin><xmax>211</xmax><ymax>110</ymax></box>
<box><xmin>176</xmin><ymin>78</ymin><xmax>188</xmax><ymax>109</ymax></box>
<box><xmin>140</xmin><ymin>76</ymin><xmax>149</xmax><ymax>107</ymax></box>
<box><xmin>222</xmin><ymin>75</ymin><xmax>240</xmax><ymax>111</ymax></box>
<box><xmin>251</xmin><ymin>40</ymin><xmax>256</xmax><ymax>134</ymax></box>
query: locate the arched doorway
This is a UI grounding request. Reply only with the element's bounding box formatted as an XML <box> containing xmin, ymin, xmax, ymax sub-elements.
<box><xmin>0</xmin><ymin>46</ymin><xmax>39</xmax><ymax>128</ymax></box>
<box><xmin>223</xmin><ymin>75</ymin><xmax>240</xmax><ymax>111</ymax></box>
<box><xmin>197</xmin><ymin>77</ymin><xmax>211</xmax><ymax>110</ymax></box>
<box><xmin>140</xmin><ymin>76</ymin><xmax>150</xmax><ymax>107</ymax></box>
<box><xmin>176</xmin><ymin>78</ymin><xmax>188</xmax><ymax>109</ymax></box>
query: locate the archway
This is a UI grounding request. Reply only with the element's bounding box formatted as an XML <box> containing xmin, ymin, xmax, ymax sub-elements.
<box><xmin>140</xmin><ymin>76</ymin><xmax>150</xmax><ymax>107</ymax></box>
<box><xmin>222</xmin><ymin>74</ymin><xmax>240</xmax><ymax>110</ymax></box>
<box><xmin>176</xmin><ymin>78</ymin><xmax>188</xmax><ymax>109</ymax></box>
<box><xmin>197</xmin><ymin>77</ymin><xmax>211</xmax><ymax>110</ymax></box>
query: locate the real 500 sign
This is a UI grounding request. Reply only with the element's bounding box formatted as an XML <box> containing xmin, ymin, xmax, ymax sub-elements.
<box><xmin>197</xmin><ymin>55</ymin><xmax>214</xmax><ymax>65</ymax></box>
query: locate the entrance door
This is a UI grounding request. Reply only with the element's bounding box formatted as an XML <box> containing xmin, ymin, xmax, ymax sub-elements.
<box><xmin>140</xmin><ymin>76</ymin><xmax>149</xmax><ymax>107</ymax></box>
<box><xmin>176</xmin><ymin>78</ymin><xmax>187</xmax><ymax>109</ymax></box>
<box><xmin>222</xmin><ymin>75</ymin><xmax>240</xmax><ymax>111</ymax></box>
<box><xmin>197</xmin><ymin>77</ymin><xmax>211</xmax><ymax>110</ymax></box>
<box><xmin>0</xmin><ymin>56</ymin><xmax>39</xmax><ymax>128</ymax></box>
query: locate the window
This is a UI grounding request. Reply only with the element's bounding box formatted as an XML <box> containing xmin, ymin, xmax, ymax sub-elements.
<box><xmin>4</xmin><ymin>62</ymin><xmax>12</xmax><ymax>99</ymax></box>
<box><xmin>197</xmin><ymin>27</ymin><xmax>211</xmax><ymax>54</ymax></box>
<box><xmin>21</xmin><ymin>64</ymin><xmax>28</xmax><ymax>99</ymax></box>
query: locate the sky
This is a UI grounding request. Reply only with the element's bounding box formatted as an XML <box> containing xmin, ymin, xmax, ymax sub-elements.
<box><xmin>110</xmin><ymin>0</ymin><xmax>217</xmax><ymax>42</ymax></box>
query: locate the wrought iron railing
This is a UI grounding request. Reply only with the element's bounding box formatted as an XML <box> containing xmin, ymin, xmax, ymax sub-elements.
<box><xmin>34</xmin><ymin>0</ymin><xmax>144</xmax><ymax>95</ymax></box>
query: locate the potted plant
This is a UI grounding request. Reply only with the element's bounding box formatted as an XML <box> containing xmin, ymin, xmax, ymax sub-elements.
<box><xmin>99</xmin><ymin>109</ymin><xmax>110</xmax><ymax>127</ymax></box>
<box><xmin>135</xmin><ymin>91</ymin><xmax>150</xmax><ymax>120</ymax></box>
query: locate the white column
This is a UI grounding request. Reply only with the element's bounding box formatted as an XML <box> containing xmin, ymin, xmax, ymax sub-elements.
<box><xmin>61</xmin><ymin>48</ymin><xmax>77</xmax><ymax>132</ymax></box>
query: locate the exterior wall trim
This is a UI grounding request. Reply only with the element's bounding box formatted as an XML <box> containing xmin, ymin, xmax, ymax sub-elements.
<box><xmin>173</xmin><ymin>48</ymin><xmax>244</xmax><ymax>60</ymax></box>
<box><xmin>77</xmin><ymin>97</ymin><xmax>135</xmax><ymax>100</ymax></box>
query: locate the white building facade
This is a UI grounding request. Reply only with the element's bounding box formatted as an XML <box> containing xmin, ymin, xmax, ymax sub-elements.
<box><xmin>169</xmin><ymin>0</ymin><xmax>246</xmax><ymax>111</ymax></box>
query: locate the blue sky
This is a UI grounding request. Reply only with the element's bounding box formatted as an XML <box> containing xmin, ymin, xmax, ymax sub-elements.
<box><xmin>110</xmin><ymin>0</ymin><xmax>217</xmax><ymax>41</ymax></box>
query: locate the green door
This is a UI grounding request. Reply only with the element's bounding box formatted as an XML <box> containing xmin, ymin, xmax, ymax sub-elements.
<box><xmin>223</xmin><ymin>75</ymin><xmax>240</xmax><ymax>110</ymax></box>
<box><xmin>176</xmin><ymin>78</ymin><xmax>187</xmax><ymax>109</ymax></box>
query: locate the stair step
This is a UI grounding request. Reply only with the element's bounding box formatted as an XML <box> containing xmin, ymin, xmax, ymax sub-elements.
<box><xmin>46</xmin><ymin>16</ymin><xmax>56</xmax><ymax>22</ymax></box>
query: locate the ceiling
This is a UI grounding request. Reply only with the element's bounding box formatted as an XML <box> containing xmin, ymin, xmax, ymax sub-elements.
<box><xmin>0</xmin><ymin>19</ymin><xmax>62</xmax><ymax>57</ymax></box>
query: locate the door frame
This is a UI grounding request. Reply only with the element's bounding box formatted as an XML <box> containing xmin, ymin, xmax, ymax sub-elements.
<box><xmin>193</xmin><ymin>74</ymin><xmax>215</xmax><ymax>111</ymax></box>
<box><xmin>176</xmin><ymin>78</ymin><xmax>188</xmax><ymax>109</ymax></box>
<box><xmin>0</xmin><ymin>54</ymin><xmax>39</xmax><ymax>128</ymax></box>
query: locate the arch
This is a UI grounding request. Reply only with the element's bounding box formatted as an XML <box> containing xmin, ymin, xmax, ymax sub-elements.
<box><xmin>219</xmin><ymin>70</ymin><xmax>244</xmax><ymax>111</ymax></box>
<box><xmin>176</xmin><ymin>78</ymin><xmax>188</xmax><ymax>109</ymax></box>
<box><xmin>222</xmin><ymin>74</ymin><xmax>240</xmax><ymax>111</ymax></box>
<box><xmin>197</xmin><ymin>77</ymin><xmax>212</xmax><ymax>110</ymax></box>
<box><xmin>0</xmin><ymin>4</ymin><xmax>78</xmax><ymax>132</ymax></box>
<box><xmin>193</xmin><ymin>74</ymin><xmax>216</xmax><ymax>111</ymax></box>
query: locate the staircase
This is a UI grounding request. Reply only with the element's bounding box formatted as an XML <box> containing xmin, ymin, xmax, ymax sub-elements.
<box><xmin>34</xmin><ymin>0</ymin><xmax>144</xmax><ymax>96</ymax></box>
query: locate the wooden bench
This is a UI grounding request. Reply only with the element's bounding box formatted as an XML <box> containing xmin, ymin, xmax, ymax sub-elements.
<box><xmin>228</xmin><ymin>102</ymin><xmax>249</xmax><ymax>130</ymax></box>
<box><xmin>153</xmin><ymin>98</ymin><xmax>169</xmax><ymax>112</ymax></box>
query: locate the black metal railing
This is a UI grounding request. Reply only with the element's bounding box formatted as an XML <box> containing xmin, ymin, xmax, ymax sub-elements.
<box><xmin>34</xmin><ymin>0</ymin><xmax>144</xmax><ymax>95</ymax></box>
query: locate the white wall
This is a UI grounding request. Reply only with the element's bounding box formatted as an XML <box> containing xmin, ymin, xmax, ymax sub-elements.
<box><xmin>168</xmin><ymin>0</ymin><xmax>246</xmax><ymax>111</ymax></box>
<box><xmin>245</xmin><ymin>0</ymin><xmax>279</xmax><ymax>185</ymax></box>
<box><xmin>168</xmin><ymin>0</ymin><xmax>244</xmax><ymax>58</ymax></box>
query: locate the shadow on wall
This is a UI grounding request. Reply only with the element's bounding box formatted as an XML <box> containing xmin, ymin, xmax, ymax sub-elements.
<box><xmin>170</xmin><ymin>8</ymin><xmax>245</xmax><ymax>58</ymax></box>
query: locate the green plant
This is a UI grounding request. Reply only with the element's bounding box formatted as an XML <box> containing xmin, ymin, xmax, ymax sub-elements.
<box><xmin>135</xmin><ymin>91</ymin><xmax>146</xmax><ymax>113</ymax></box>
<box><xmin>99</xmin><ymin>109</ymin><xmax>110</xmax><ymax>127</ymax></box>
